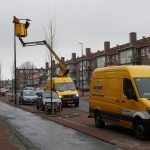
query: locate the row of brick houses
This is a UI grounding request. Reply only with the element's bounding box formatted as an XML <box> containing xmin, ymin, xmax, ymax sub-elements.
<box><xmin>16</xmin><ymin>32</ymin><xmax>150</xmax><ymax>90</ymax></box>
<box><xmin>55</xmin><ymin>32</ymin><xmax>150</xmax><ymax>90</ymax></box>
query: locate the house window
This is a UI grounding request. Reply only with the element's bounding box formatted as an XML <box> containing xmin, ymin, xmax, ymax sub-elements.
<box><xmin>56</xmin><ymin>67</ymin><xmax>60</xmax><ymax>74</ymax></box>
<box><xmin>120</xmin><ymin>50</ymin><xmax>132</xmax><ymax>64</ymax></box>
<box><xmin>96</xmin><ymin>56</ymin><xmax>106</xmax><ymax>68</ymax></box>
<box><xmin>79</xmin><ymin>60</ymin><xmax>87</xmax><ymax>71</ymax></box>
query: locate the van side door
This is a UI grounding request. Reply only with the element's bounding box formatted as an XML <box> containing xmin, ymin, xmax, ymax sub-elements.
<box><xmin>102</xmin><ymin>77</ymin><xmax>121</xmax><ymax>122</ymax></box>
<box><xmin>120</xmin><ymin>78</ymin><xmax>138</xmax><ymax>129</ymax></box>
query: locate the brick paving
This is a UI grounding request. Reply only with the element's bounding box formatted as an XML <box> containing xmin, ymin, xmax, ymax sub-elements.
<box><xmin>0</xmin><ymin>120</ymin><xmax>19</xmax><ymax>150</ymax></box>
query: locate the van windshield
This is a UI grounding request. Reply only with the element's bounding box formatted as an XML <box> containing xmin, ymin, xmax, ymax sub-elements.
<box><xmin>55</xmin><ymin>82</ymin><xmax>76</xmax><ymax>91</ymax></box>
<box><xmin>134</xmin><ymin>78</ymin><xmax>150</xmax><ymax>99</ymax></box>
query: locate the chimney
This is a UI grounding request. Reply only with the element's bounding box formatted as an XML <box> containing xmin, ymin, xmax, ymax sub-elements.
<box><xmin>61</xmin><ymin>57</ymin><xmax>65</xmax><ymax>62</ymax></box>
<box><xmin>129</xmin><ymin>32</ymin><xmax>137</xmax><ymax>46</ymax></box>
<box><xmin>72</xmin><ymin>53</ymin><xmax>76</xmax><ymax>62</ymax></box>
<box><xmin>104</xmin><ymin>41</ymin><xmax>110</xmax><ymax>52</ymax></box>
<box><xmin>86</xmin><ymin>48</ymin><xmax>91</xmax><ymax>57</ymax></box>
<box><xmin>45</xmin><ymin>62</ymin><xmax>49</xmax><ymax>69</ymax></box>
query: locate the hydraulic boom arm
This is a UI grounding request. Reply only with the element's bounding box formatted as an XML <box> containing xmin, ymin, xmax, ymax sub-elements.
<box><xmin>18</xmin><ymin>37</ymin><xmax>69</xmax><ymax>77</ymax></box>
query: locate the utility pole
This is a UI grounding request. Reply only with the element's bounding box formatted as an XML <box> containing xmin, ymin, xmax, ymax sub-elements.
<box><xmin>79</xmin><ymin>42</ymin><xmax>84</xmax><ymax>96</ymax></box>
<box><xmin>13</xmin><ymin>17</ymin><xmax>17</xmax><ymax>105</ymax></box>
<box><xmin>13</xmin><ymin>16</ymin><xmax>31</xmax><ymax>104</ymax></box>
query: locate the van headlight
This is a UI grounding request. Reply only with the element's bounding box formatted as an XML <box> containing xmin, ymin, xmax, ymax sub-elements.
<box><xmin>76</xmin><ymin>94</ymin><xmax>79</xmax><ymax>97</ymax></box>
<box><xmin>59</xmin><ymin>95</ymin><xmax>62</xmax><ymax>99</ymax></box>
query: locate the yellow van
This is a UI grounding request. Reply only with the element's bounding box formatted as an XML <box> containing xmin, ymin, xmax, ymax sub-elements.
<box><xmin>46</xmin><ymin>77</ymin><xmax>79</xmax><ymax>107</ymax></box>
<box><xmin>89</xmin><ymin>65</ymin><xmax>150</xmax><ymax>139</ymax></box>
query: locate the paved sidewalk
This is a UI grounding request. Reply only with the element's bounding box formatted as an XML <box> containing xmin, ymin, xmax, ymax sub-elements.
<box><xmin>1</xmin><ymin>96</ymin><xmax>150</xmax><ymax>150</ymax></box>
<box><xmin>0</xmin><ymin>121</ymin><xmax>19</xmax><ymax>150</ymax></box>
<box><xmin>0</xmin><ymin>96</ymin><xmax>21</xmax><ymax>150</ymax></box>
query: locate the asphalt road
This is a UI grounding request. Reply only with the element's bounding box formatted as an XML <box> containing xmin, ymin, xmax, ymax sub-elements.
<box><xmin>0</xmin><ymin>101</ymin><xmax>121</xmax><ymax>150</ymax></box>
<box><xmin>76</xmin><ymin>98</ymin><xmax>89</xmax><ymax>112</ymax></box>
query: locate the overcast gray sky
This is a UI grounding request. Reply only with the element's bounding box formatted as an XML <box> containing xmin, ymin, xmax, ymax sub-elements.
<box><xmin>0</xmin><ymin>0</ymin><xmax>150</xmax><ymax>80</ymax></box>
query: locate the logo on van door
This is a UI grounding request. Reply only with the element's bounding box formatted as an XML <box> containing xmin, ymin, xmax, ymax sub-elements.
<box><xmin>93</xmin><ymin>80</ymin><xmax>103</xmax><ymax>90</ymax></box>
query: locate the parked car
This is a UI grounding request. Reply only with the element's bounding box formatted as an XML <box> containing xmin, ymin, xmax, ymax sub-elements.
<box><xmin>19</xmin><ymin>90</ymin><xmax>37</xmax><ymax>105</ymax></box>
<box><xmin>0</xmin><ymin>88</ymin><xmax>9</xmax><ymax>96</ymax></box>
<box><xmin>36</xmin><ymin>91</ymin><xmax>62</xmax><ymax>112</ymax></box>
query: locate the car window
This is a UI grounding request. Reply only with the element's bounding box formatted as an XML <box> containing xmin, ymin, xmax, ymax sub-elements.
<box><xmin>23</xmin><ymin>90</ymin><xmax>36</xmax><ymax>96</ymax></box>
<box><xmin>43</xmin><ymin>92</ymin><xmax>51</xmax><ymax>98</ymax></box>
<box><xmin>123</xmin><ymin>78</ymin><xmax>136</xmax><ymax>99</ymax></box>
<box><xmin>52</xmin><ymin>92</ymin><xmax>59</xmax><ymax>99</ymax></box>
<box><xmin>42</xmin><ymin>92</ymin><xmax>59</xmax><ymax>99</ymax></box>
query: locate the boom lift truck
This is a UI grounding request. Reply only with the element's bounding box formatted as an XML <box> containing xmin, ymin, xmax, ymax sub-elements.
<box><xmin>13</xmin><ymin>16</ymin><xmax>79</xmax><ymax>107</ymax></box>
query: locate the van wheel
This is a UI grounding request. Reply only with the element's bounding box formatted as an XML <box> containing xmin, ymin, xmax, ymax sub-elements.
<box><xmin>134</xmin><ymin>119</ymin><xmax>146</xmax><ymax>139</ymax></box>
<box><xmin>74</xmin><ymin>102</ymin><xmax>79</xmax><ymax>107</ymax></box>
<box><xmin>94</xmin><ymin>111</ymin><xmax>105</xmax><ymax>128</ymax></box>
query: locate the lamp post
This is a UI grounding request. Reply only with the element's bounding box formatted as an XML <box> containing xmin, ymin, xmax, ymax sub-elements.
<box><xmin>13</xmin><ymin>16</ymin><xmax>31</xmax><ymax>105</ymax></box>
<box><xmin>13</xmin><ymin>18</ymin><xmax>17</xmax><ymax>104</ymax></box>
<box><xmin>79</xmin><ymin>42</ymin><xmax>84</xmax><ymax>96</ymax></box>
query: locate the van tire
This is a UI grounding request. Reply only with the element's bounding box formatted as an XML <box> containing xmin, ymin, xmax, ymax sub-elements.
<box><xmin>133</xmin><ymin>119</ymin><xmax>146</xmax><ymax>139</ymax></box>
<box><xmin>74</xmin><ymin>101</ymin><xmax>79</xmax><ymax>107</ymax></box>
<box><xmin>94</xmin><ymin>111</ymin><xmax>105</xmax><ymax>128</ymax></box>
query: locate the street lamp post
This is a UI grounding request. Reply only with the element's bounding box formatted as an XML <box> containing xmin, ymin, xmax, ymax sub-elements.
<box><xmin>13</xmin><ymin>19</ymin><xmax>17</xmax><ymax>105</ymax></box>
<box><xmin>79</xmin><ymin>42</ymin><xmax>84</xmax><ymax>96</ymax></box>
<box><xmin>13</xmin><ymin>16</ymin><xmax>31</xmax><ymax>105</ymax></box>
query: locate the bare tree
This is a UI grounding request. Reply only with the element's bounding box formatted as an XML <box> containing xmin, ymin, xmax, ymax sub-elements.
<box><xmin>43</xmin><ymin>11</ymin><xmax>56</xmax><ymax>115</ymax></box>
<box><xmin>43</xmin><ymin>11</ymin><xmax>56</xmax><ymax>63</ymax></box>
<box><xmin>19</xmin><ymin>61</ymin><xmax>36</xmax><ymax>69</ymax></box>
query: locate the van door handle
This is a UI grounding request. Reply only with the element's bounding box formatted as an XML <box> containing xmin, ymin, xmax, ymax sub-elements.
<box><xmin>121</xmin><ymin>101</ymin><xmax>125</xmax><ymax>103</ymax></box>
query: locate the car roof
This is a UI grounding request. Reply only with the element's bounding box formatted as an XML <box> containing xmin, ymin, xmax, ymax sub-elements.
<box><xmin>23</xmin><ymin>89</ymin><xmax>35</xmax><ymax>92</ymax></box>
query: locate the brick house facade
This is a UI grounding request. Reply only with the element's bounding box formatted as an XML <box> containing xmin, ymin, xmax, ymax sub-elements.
<box><xmin>54</xmin><ymin>32</ymin><xmax>150</xmax><ymax>90</ymax></box>
<box><xmin>16</xmin><ymin>32</ymin><xmax>150</xmax><ymax>90</ymax></box>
